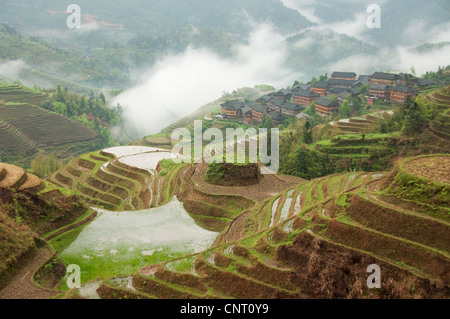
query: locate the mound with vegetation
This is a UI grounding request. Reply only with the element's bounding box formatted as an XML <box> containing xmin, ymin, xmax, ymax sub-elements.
<box><xmin>206</xmin><ymin>162</ymin><xmax>261</xmax><ymax>186</ymax></box>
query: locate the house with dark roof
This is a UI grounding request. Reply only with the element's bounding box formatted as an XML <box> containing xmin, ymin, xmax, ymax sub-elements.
<box><xmin>293</xmin><ymin>83</ymin><xmax>311</xmax><ymax>91</ymax></box>
<box><xmin>416</xmin><ymin>78</ymin><xmax>435</xmax><ymax>89</ymax></box>
<box><xmin>331</xmin><ymin>72</ymin><xmax>357</xmax><ymax>81</ymax></box>
<box><xmin>370</xmin><ymin>72</ymin><xmax>400</xmax><ymax>86</ymax></box>
<box><xmin>240</xmin><ymin>106</ymin><xmax>252</xmax><ymax>123</ymax></box>
<box><xmin>255</xmin><ymin>94</ymin><xmax>273</xmax><ymax>105</ymax></box>
<box><xmin>247</xmin><ymin>101</ymin><xmax>267</xmax><ymax>123</ymax></box>
<box><xmin>328</xmin><ymin>78</ymin><xmax>357</xmax><ymax>90</ymax></box>
<box><xmin>351</xmin><ymin>86</ymin><xmax>363</xmax><ymax>96</ymax></box>
<box><xmin>369</xmin><ymin>83</ymin><xmax>390</xmax><ymax>100</ymax></box>
<box><xmin>311</xmin><ymin>82</ymin><xmax>328</xmax><ymax>96</ymax></box>
<box><xmin>337</xmin><ymin>90</ymin><xmax>352</xmax><ymax>103</ymax></box>
<box><xmin>314</xmin><ymin>96</ymin><xmax>340</xmax><ymax>116</ymax></box>
<box><xmin>221</xmin><ymin>100</ymin><xmax>244</xmax><ymax>118</ymax></box>
<box><xmin>397</xmin><ymin>73</ymin><xmax>418</xmax><ymax>85</ymax></box>
<box><xmin>272</xmin><ymin>89</ymin><xmax>292</xmax><ymax>101</ymax></box>
<box><xmin>328</xmin><ymin>87</ymin><xmax>348</xmax><ymax>95</ymax></box>
<box><xmin>279</xmin><ymin>101</ymin><xmax>304</xmax><ymax>116</ymax></box>
<box><xmin>291</xmin><ymin>87</ymin><xmax>320</xmax><ymax>106</ymax></box>
<box><xmin>268</xmin><ymin>111</ymin><xmax>285</xmax><ymax>124</ymax></box>
<box><xmin>266</xmin><ymin>98</ymin><xmax>286</xmax><ymax>112</ymax></box>
<box><xmin>390</xmin><ymin>85</ymin><xmax>418</xmax><ymax>103</ymax></box>
<box><xmin>357</xmin><ymin>75</ymin><xmax>370</xmax><ymax>86</ymax></box>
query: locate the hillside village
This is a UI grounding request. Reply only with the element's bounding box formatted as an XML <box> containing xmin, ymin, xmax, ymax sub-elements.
<box><xmin>221</xmin><ymin>71</ymin><xmax>435</xmax><ymax>124</ymax></box>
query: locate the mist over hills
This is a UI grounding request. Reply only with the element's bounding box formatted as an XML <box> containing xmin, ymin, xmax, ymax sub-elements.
<box><xmin>1</xmin><ymin>0</ymin><xmax>449</xmax><ymax>88</ymax></box>
<box><xmin>0</xmin><ymin>0</ymin><xmax>450</xmax><ymax>302</ymax></box>
<box><xmin>282</xmin><ymin>0</ymin><xmax>450</xmax><ymax>46</ymax></box>
<box><xmin>0</xmin><ymin>0</ymin><xmax>311</xmax><ymax>37</ymax></box>
<box><xmin>0</xmin><ymin>0</ymin><xmax>449</xmax><ymax>136</ymax></box>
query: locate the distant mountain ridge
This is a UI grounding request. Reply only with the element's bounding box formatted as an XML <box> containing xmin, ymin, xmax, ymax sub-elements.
<box><xmin>0</xmin><ymin>0</ymin><xmax>449</xmax><ymax>89</ymax></box>
<box><xmin>0</xmin><ymin>0</ymin><xmax>312</xmax><ymax>37</ymax></box>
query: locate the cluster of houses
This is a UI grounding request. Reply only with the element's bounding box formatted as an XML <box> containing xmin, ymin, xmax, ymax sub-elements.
<box><xmin>220</xmin><ymin>71</ymin><xmax>435</xmax><ymax>124</ymax></box>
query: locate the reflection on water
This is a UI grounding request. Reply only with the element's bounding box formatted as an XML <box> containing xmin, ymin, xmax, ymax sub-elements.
<box><xmin>61</xmin><ymin>197</ymin><xmax>218</xmax><ymax>283</ymax></box>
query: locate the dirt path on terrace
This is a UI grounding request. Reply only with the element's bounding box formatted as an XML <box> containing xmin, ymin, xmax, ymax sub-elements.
<box><xmin>191</xmin><ymin>163</ymin><xmax>305</xmax><ymax>202</ymax></box>
<box><xmin>0</xmin><ymin>246</ymin><xmax>57</xmax><ymax>299</ymax></box>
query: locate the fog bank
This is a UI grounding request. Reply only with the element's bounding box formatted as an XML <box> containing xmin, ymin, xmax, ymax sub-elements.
<box><xmin>113</xmin><ymin>24</ymin><xmax>299</xmax><ymax>138</ymax></box>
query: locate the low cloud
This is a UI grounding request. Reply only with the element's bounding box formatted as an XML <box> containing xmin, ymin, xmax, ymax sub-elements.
<box><xmin>329</xmin><ymin>45</ymin><xmax>450</xmax><ymax>76</ymax></box>
<box><xmin>0</xmin><ymin>60</ymin><xmax>26</xmax><ymax>81</ymax></box>
<box><xmin>280</xmin><ymin>0</ymin><xmax>322</xmax><ymax>24</ymax></box>
<box><xmin>402</xmin><ymin>20</ymin><xmax>450</xmax><ymax>47</ymax></box>
<box><xmin>113</xmin><ymin>24</ymin><xmax>300</xmax><ymax>137</ymax></box>
<box><xmin>323</xmin><ymin>12</ymin><xmax>368</xmax><ymax>41</ymax></box>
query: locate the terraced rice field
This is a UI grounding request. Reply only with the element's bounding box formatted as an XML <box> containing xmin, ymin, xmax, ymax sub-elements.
<box><xmin>87</xmin><ymin>155</ymin><xmax>448</xmax><ymax>299</ymax></box>
<box><xmin>0</xmin><ymin>84</ymin><xmax>98</xmax><ymax>159</ymax></box>
<box><xmin>102</xmin><ymin>146</ymin><xmax>167</xmax><ymax>158</ymax></box>
<box><xmin>330</xmin><ymin>111</ymin><xmax>393</xmax><ymax>135</ymax></box>
<box><xmin>315</xmin><ymin>132</ymin><xmax>397</xmax><ymax>160</ymax></box>
<box><xmin>44</xmin><ymin>149</ymin><xmax>450</xmax><ymax>299</ymax></box>
<box><xmin>119</xmin><ymin>152</ymin><xmax>177</xmax><ymax>173</ymax></box>
<box><xmin>423</xmin><ymin>85</ymin><xmax>450</xmax><ymax>143</ymax></box>
<box><xmin>59</xmin><ymin>198</ymin><xmax>218</xmax><ymax>283</ymax></box>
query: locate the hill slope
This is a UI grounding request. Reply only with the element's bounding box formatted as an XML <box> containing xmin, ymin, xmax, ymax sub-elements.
<box><xmin>0</xmin><ymin>163</ymin><xmax>90</xmax><ymax>292</ymax></box>
<box><xmin>0</xmin><ymin>83</ymin><xmax>99</xmax><ymax>166</ymax></box>
<box><xmin>94</xmin><ymin>154</ymin><xmax>449</xmax><ymax>299</ymax></box>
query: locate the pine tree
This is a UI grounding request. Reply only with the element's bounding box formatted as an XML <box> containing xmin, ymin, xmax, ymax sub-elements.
<box><xmin>302</xmin><ymin>120</ymin><xmax>313</xmax><ymax>144</ymax></box>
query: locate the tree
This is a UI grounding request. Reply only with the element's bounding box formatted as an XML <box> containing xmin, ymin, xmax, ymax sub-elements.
<box><xmin>319</xmin><ymin>73</ymin><xmax>328</xmax><ymax>82</ymax></box>
<box><xmin>53</xmin><ymin>101</ymin><xmax>67</xmax><ymax>116</ymax></box>
<box><xmin>259</xmin><ymin>112</ymin><xmax>275</xmax><ymax>150</ymax></box>
<box><xmin>259</xmin><ymin>112</ymin><xmax>274</xmax><ymax>130</ymax></box>
<box><xmin>403</xmin><ymin>96</ymin><xmax>425</xmax><ymax>135</ymax></box>
<box><xmin>359</xmin><ymin>84</ymin><xmax>368</xmax><ymax>94</ymax></box>
<box><xmin>99</xmin><ymin>92</ymin><xmax>106</xmax><ymax>104</ymax></box>
<box><xmin>328</xmin><ymin>94</ymin><xmax>338</xmax><ymax>102</ymax></box>
<box><xmin>116</xmin><ymin>103</ymin><xmax>123</xmax><ymax>113</ymax></box>
<box><xmin>304</xmin><ymin>102</ymin><xmax>317</xmax><ymax>116</ymax></box>
<box><xmin>339</xmin><ymin>100</ymin><xmax>351</xmax><ymax>118</ymax></box>
<box><xmin>56</xmin><ymin>84</ymin><xmax>64</xmax><ymax>103</ymax></box>
<box><xmin>303</xmin><ymin>120</ymin><xmax>313</xmax><ymax>144</ymax></box>
<box><xmin>30</xmin><ymin>153</ymin><xmax>62</xmax><ymax>178</ymax></box>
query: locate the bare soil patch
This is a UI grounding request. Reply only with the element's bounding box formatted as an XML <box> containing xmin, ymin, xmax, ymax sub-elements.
<box><xmin>19</xmin><ymin>173</ymin><xmax>43</xmax><ymax>191</ymax></box>
<box><xmin>0</xmin><ymin>163</ymin><xmax>24</xmax><ymax>188</ymax></box>
<box><xmin>404</xmin><ymin>156</ymin><xmax>450</xmax><ymax>184</ymax></box>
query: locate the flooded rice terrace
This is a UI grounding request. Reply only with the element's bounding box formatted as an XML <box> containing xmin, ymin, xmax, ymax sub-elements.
<box><xmin>61</xmin><ymin>197</ymin><xmax>218</xmax><ymax>283</ymax></box>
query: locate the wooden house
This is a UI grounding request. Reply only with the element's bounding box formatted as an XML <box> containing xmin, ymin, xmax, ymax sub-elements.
<box><xmin>369</xmin><ymin>83</ymin><xmax>390</xmax><ymax>100</ymax></box>
<box><xmin>311</xmin><ymin>82</ymin><xmax>328</xmax><ymax>96</ymax></box>
<box><xmin>291</xmin><ymin>87</ymin><xmax>320</xmax><ymax>106</ymax></box>
<box><xmin>331</xmin><ymin>71</ymin><xmax>357</xmax><ymax>81</ymax></box>
<box><xmin>390</xmin><ymin>85</ymin><xmax>418</xmax><ymax>103</ymax></box>
<box><xmin>369</xmin><ymin>72</ymin><xmax>400</xmax><ymax>86</ymax></box>
<box><xmin>314</xmin><ymin>96</ymin><xmax>340</xmax><ymax>116</ymax></box>
<box><xmin>221</xmin><ymin>100</ymin><xmax>244</xmax><ymax>118</ymax></box>
<box><xmin>280</xmin><ymin>101</ymin><xmax>304</xmax><ymax>116</ymax></box>
<box><xmin>247</xmin><ymin>102</ymin><xmax>266</xmax><ymax>123</ymax></box>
